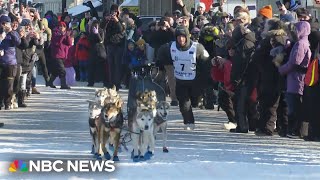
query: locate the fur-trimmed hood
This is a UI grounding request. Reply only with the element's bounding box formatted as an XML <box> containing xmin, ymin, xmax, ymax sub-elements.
<box><xmin>268</xmin><ymin>29</ymin><xmax>287</xmax><ymax>37</ymax></box>
<box><xmin>268</xmin><ymin>29</ymin><xmax>288</xmax><ymax>47</ymax></box>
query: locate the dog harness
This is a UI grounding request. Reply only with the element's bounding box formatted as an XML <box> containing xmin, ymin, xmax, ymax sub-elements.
<box><xmin>101</xmin><ymin>104</ymin><xmax>124</xmax><ymax>129</ymax></box>
<box><xmin>103</xmin><ymin>113</ymin><xmax>124</xmax><ymax>129</ymax></box>
<box><xmin>170</xmin><ymin>41</ymin><xmax>198</xmax><ymax>80</ymax></box>
<box><xmin>154</xmin><ymin>115</ymin><xmax>166</xmax><ymax>125</ymax></box>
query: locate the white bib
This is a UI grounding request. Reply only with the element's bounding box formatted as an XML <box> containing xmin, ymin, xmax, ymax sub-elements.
<box><xmin>170</xmin><ymin>42</ymin><xmax>197</xmax><ymax>80</ymax></box>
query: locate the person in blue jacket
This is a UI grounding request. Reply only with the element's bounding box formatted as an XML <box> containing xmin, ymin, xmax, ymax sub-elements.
<box><xmin>0</xmin><ymin>15</ymin><xmax>21</xmax><ymax>110</ymax></box>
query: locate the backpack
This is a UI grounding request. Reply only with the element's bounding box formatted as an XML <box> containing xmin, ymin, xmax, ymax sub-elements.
<box><xmin>305</xmin><ymin>44</ymin><xmax>319</xmax><ymax>86</ymax></box>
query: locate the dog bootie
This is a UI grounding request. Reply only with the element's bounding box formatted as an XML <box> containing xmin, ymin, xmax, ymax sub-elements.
<box><xmin>144</xmin><ymin>151</ymin><xmax>154</xmax><ymax>160</ymax></box>
<box><xmin>131</xmin><ymin>150</ymin><xmax>141</xmax><ymax>159</ymax></box>
<box><xmin>94</xmin><ymin>153</ymin><xmax>102</xmax><ymax>160</ymax></box>
<box><xmin>104</xmin><ymin>152</ymin><xmax>111</xmax><ymax>160</ymax></box>
<box><xmin>113</xmin><ymin>156</ymin><xmax>119</xmax><ymax>161</ymax></box>
<box><xmin>163</xmin><ymin>147</ymin><xmax>169</xmax><ymax>153</ymax></box>
<box><xmin>139</xmin><ymin>156</ymin><xmax>146</xmax><ymax>161</ymax></box>
<box><xmin>133</xmin><ymin>156</ymin><xmax>140</xmax><ymax>162</ymax></box>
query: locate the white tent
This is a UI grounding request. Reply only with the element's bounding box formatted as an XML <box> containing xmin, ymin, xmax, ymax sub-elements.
<box><xmin>68</xmin><ymin>0</ymin><xmax>102</xmax><ymax>16</ymax></box>
<box><xmin>120</xmin><ymin>0</ymin><xmax>139</xmax><ymax>7</ymax></box>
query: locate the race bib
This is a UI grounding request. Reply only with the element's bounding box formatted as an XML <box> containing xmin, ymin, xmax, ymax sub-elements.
<box><xmin>170</xmin><ymin>42</ymin><xmax>197</xmax><ymax>80</ymax></box>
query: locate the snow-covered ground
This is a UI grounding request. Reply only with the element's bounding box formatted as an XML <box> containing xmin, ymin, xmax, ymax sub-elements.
<box><xmin>1</xmin><ymin>77</ymin><xmax>320</xmax><ymax>180</ymax></box>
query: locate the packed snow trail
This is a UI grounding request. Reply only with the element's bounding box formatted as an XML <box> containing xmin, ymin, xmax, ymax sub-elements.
<box><xmin>0</xmin><ymin>78</ymin><xmax>320</xmax><ymax>179</ymax></box>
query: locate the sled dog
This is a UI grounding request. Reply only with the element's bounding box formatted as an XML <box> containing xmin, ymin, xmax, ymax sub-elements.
<box><xmin>97</xmin><ymin>101</ymin><xmax>124</xmax><ymax>161</ymax></box>
<box><xmin>154</xmin><ymin>101</ymin><xmax>170</xmax><ymax>152</ymax></box>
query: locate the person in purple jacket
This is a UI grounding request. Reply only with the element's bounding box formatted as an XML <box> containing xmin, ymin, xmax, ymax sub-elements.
<box><xmin>278</xmin><ymin>21</ymin><xmax>311</xmax><ymax>138</ymax></box>
<box><xmin>0</xmin><ymin>15</ymin><xmax>21</xmax><ymax>110</ymax></box>
<box><xmin>47</xmin><ymin>21</ymin><xmax>72</xmax><ymax>89</ymax></box>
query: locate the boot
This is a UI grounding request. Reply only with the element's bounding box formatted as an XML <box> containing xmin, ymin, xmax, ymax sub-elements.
<box><xmin>47</xmin><ymin>76</ymin><xmax>56</xmax><ymax>88</ymax></box>
<box><xmin>0</xmin><ymin>98</ymin><xmax>3</xmax><ymax>110</ymax></box>
<box><xmin>45</xmin><ymin>77</ymin><xmax>50</xmax><ymax>87</ymax></box>
<box><xmin>60</xmin><ymin>76</ymin><xmax>71</xmax><ymax>89</ymax></box>
<box><xmin>18</xmin><ymin>90</ymin><xmax>27</xmax><ymax>108</ymax></box>
<box><xmin>0</xmin><ymin>122</ymin><xmax>4</xmax><ymax>127</ymax></box>
<box><xmin>32</xmin><ymin>87</ymin><xmax>40</xmax><ymax>94</ymax></box>
<box><xmin>181</xmin><ymin>110</ymin><xmax>195</xmax><ymax>125</ymax></box>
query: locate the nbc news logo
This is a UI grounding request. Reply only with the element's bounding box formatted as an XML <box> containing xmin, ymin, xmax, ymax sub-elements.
<box><xmin>9</xmin><ymin>160</ymin><xmax>28</xmax><ymax>172</ymax></box>
<box><xmin>9</xmin><ymin>159</ymin><xmax>115</xmax><ymax>173</ymax></box>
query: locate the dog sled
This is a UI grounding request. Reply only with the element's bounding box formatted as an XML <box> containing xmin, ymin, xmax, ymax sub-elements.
<box><xmin>127</xmin><ymin>63</ymin><xmax>166</xmax><ymax>130</ymax></box>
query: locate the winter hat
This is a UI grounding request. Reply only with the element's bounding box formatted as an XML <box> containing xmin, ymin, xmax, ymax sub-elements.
<box><xmin>173</xmin><ymin>10</ymin><xmax>182</xmax><ymax>15</ymax></box>
<box><xmin>110</xmin><ymin>4</ymin><xmax>119</xmax><ymax>13</ymax></box>
<box><xmin>197</xmin><ymin>2</ymin><xmax>206</xmax><ymax>11</ymax></box>
<box><xmin>175</xmin><ymin>26</ymin><xmax>191</xmax><ymax>48</ymax></box>
<box><xmin>191</xmin><ymin>27</ymin><xmax>201</xmax><ymax>34</ymax></box>
<box><xmin>296</xmin><ymin>8</ymin><xmax>311</xmax><ymax>18</ymax></box>
<box><xmin>0</xmin><ymin>9</ymin><xmax>9</xmax><ymax>16</ymax></box>
<box><xmin>122</xmin><ymin>8</ymin><xmax>130</xmax><ymax>15</ymax></box>
<box><xmin>59</xmin><ymin>21</ymin><xmax>67</xmax><ymax>27</ymax></box>
<box><xmin>219</xmin><ymin>12</ymin><xmax>229</xmax><ymax>17</ymax></box>
<box><xmin>135</xmin><ymin>38</ymin><xmax>146</xmax><ymax>46</ymax></box>
<box><xmin>201</xmin><ymin>25</ymin><xmax>220</xmax><ymax>42</ymax></box>
<box><xmin>175</xmin><ymin>25</ymin><xmax>190</xmax><ymax>38</ymax></box>
<box><xmin>225</xmin><ymin>22</ymin><xmax>235</xmax><ymax>31</ymax></box>
<box><xmin>259</xmin><ymin>5</ymin><xmax>273</xmax><ymax>19</ymax></box>
<box><xmin>267</xmin><ymin>18</ymin><xmax>285</xmax><ymax>32</ymax></box>
<box><xmin>127</xmin><ymin>39</ymin><xmax>135</xmax><ymax>46</ymax></box>
<box><xmin>20</xmin><ymin>19</ymin><xmax>31</xmax><ymax>26</ymax></box>
<box><xmin>283</xmin><ymin>0</ymin><xmax>299</xmax><ymax>11</ymax></box>
<box><xmin>0</xmin><ymin>15</ymin><xmax>11</xmax><ymax>24</ymax></box>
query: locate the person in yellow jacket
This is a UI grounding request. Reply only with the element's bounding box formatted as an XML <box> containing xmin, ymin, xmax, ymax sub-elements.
<box><xmin>80</xmin><ymin>11</ymin><xmax>91</xmax><ymax>33</ymax></box>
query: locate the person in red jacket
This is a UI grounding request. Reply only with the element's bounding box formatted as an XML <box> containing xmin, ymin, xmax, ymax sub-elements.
<box><xmin>47</xmin><ymin>21</ymin><xmax>72</xmax><ymax>89</ymax></box>
<box><xmin>75</xmin><ymin>32</ymin><xmax>90</xmax><ymax>82</ymax></box>
<box><xmin>211</xmin><ymin>42</ymin><xmax>236</xmax><ymax>130</ymax></box>
<box><xmin>53</xmin><ymin>41</ymin><xmax>76</xmax><ymax>87</ymax></box>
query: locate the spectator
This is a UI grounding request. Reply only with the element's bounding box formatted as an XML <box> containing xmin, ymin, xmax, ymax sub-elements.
<box><xmin>278</xmin><ymin>2</ymin><xmax>298</xmax><ymax>23</ymax></box>
<box><xmin>230</xmin><ymin>8</ymin><xmax>258</xmax><ymax>133</ymax></box>
<box><xmin>53</xmin><ymin>38</ymin><xmax>76</xmax><ymax>86</ymax></box>
<box><xmin>88</xmin><ymin>20</ymin><xmax>106</xmax><ymax>87</ymax></box>
<box><xmin>20</xmin><ymin>21</ymin><xmax>41</xmax><ymax>105</ymax></box>
<box><xmin>279</xmin><ymin>21</ymin><xmax>311</xmax><ymax>138</ymax></box>
<box><xmin>0</xmin><ymin>15</ymin><xmax>21</xmax><ymax>110</ymax></box>
<box><xmin>211</xmin><ymin>40</ymin><xmax>237</xmax><ymax>130</ymax></box>
<box><xmin>80</xmin><ymin>11</ymin><xmax>91</xmax><ymax>33</ymax></box>
<box><xmin>75</xmin><ymin>32</ymin><xmax>90</xmax><ymax>82</ymax></box>
<box><xmin>104</xmin><ymin>4</ymin><xmax>126</xmax><ymax>90</ymax></box>
<box><xmin>47</xmin><ymin>21</ymin><xmax>72</xmax><ymax>89</ymax></box>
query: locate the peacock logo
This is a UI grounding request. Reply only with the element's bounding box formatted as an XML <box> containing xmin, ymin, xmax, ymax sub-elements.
<box><xmin>9</xmin><ymin>160</ymin><xmax>28</xmax><ymax>172</ymax></box>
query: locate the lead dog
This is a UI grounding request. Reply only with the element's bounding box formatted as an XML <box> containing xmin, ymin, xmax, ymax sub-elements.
<box><xmin>131</xmin><ymin>90</ymin><xmax>157</xmax><ymax>162</ymax></box>
<box><xmin>88</xmin><ymin>86</ymin><xmax>122</xmax><ymax>155</ymax></box>
<box><xmin>97</xmin><ymin>101</ymin><xmax>124</xmax><ymax>161</ymax></box>
<box><xmin>154</xmin><ymin>101</ymin><xmax>170</xmax><ymax>153</ymax></box>
<box><xmin>132</xmin><ymin>107</ymin><xmax>155</xmax><ymax>162</ymax></box>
